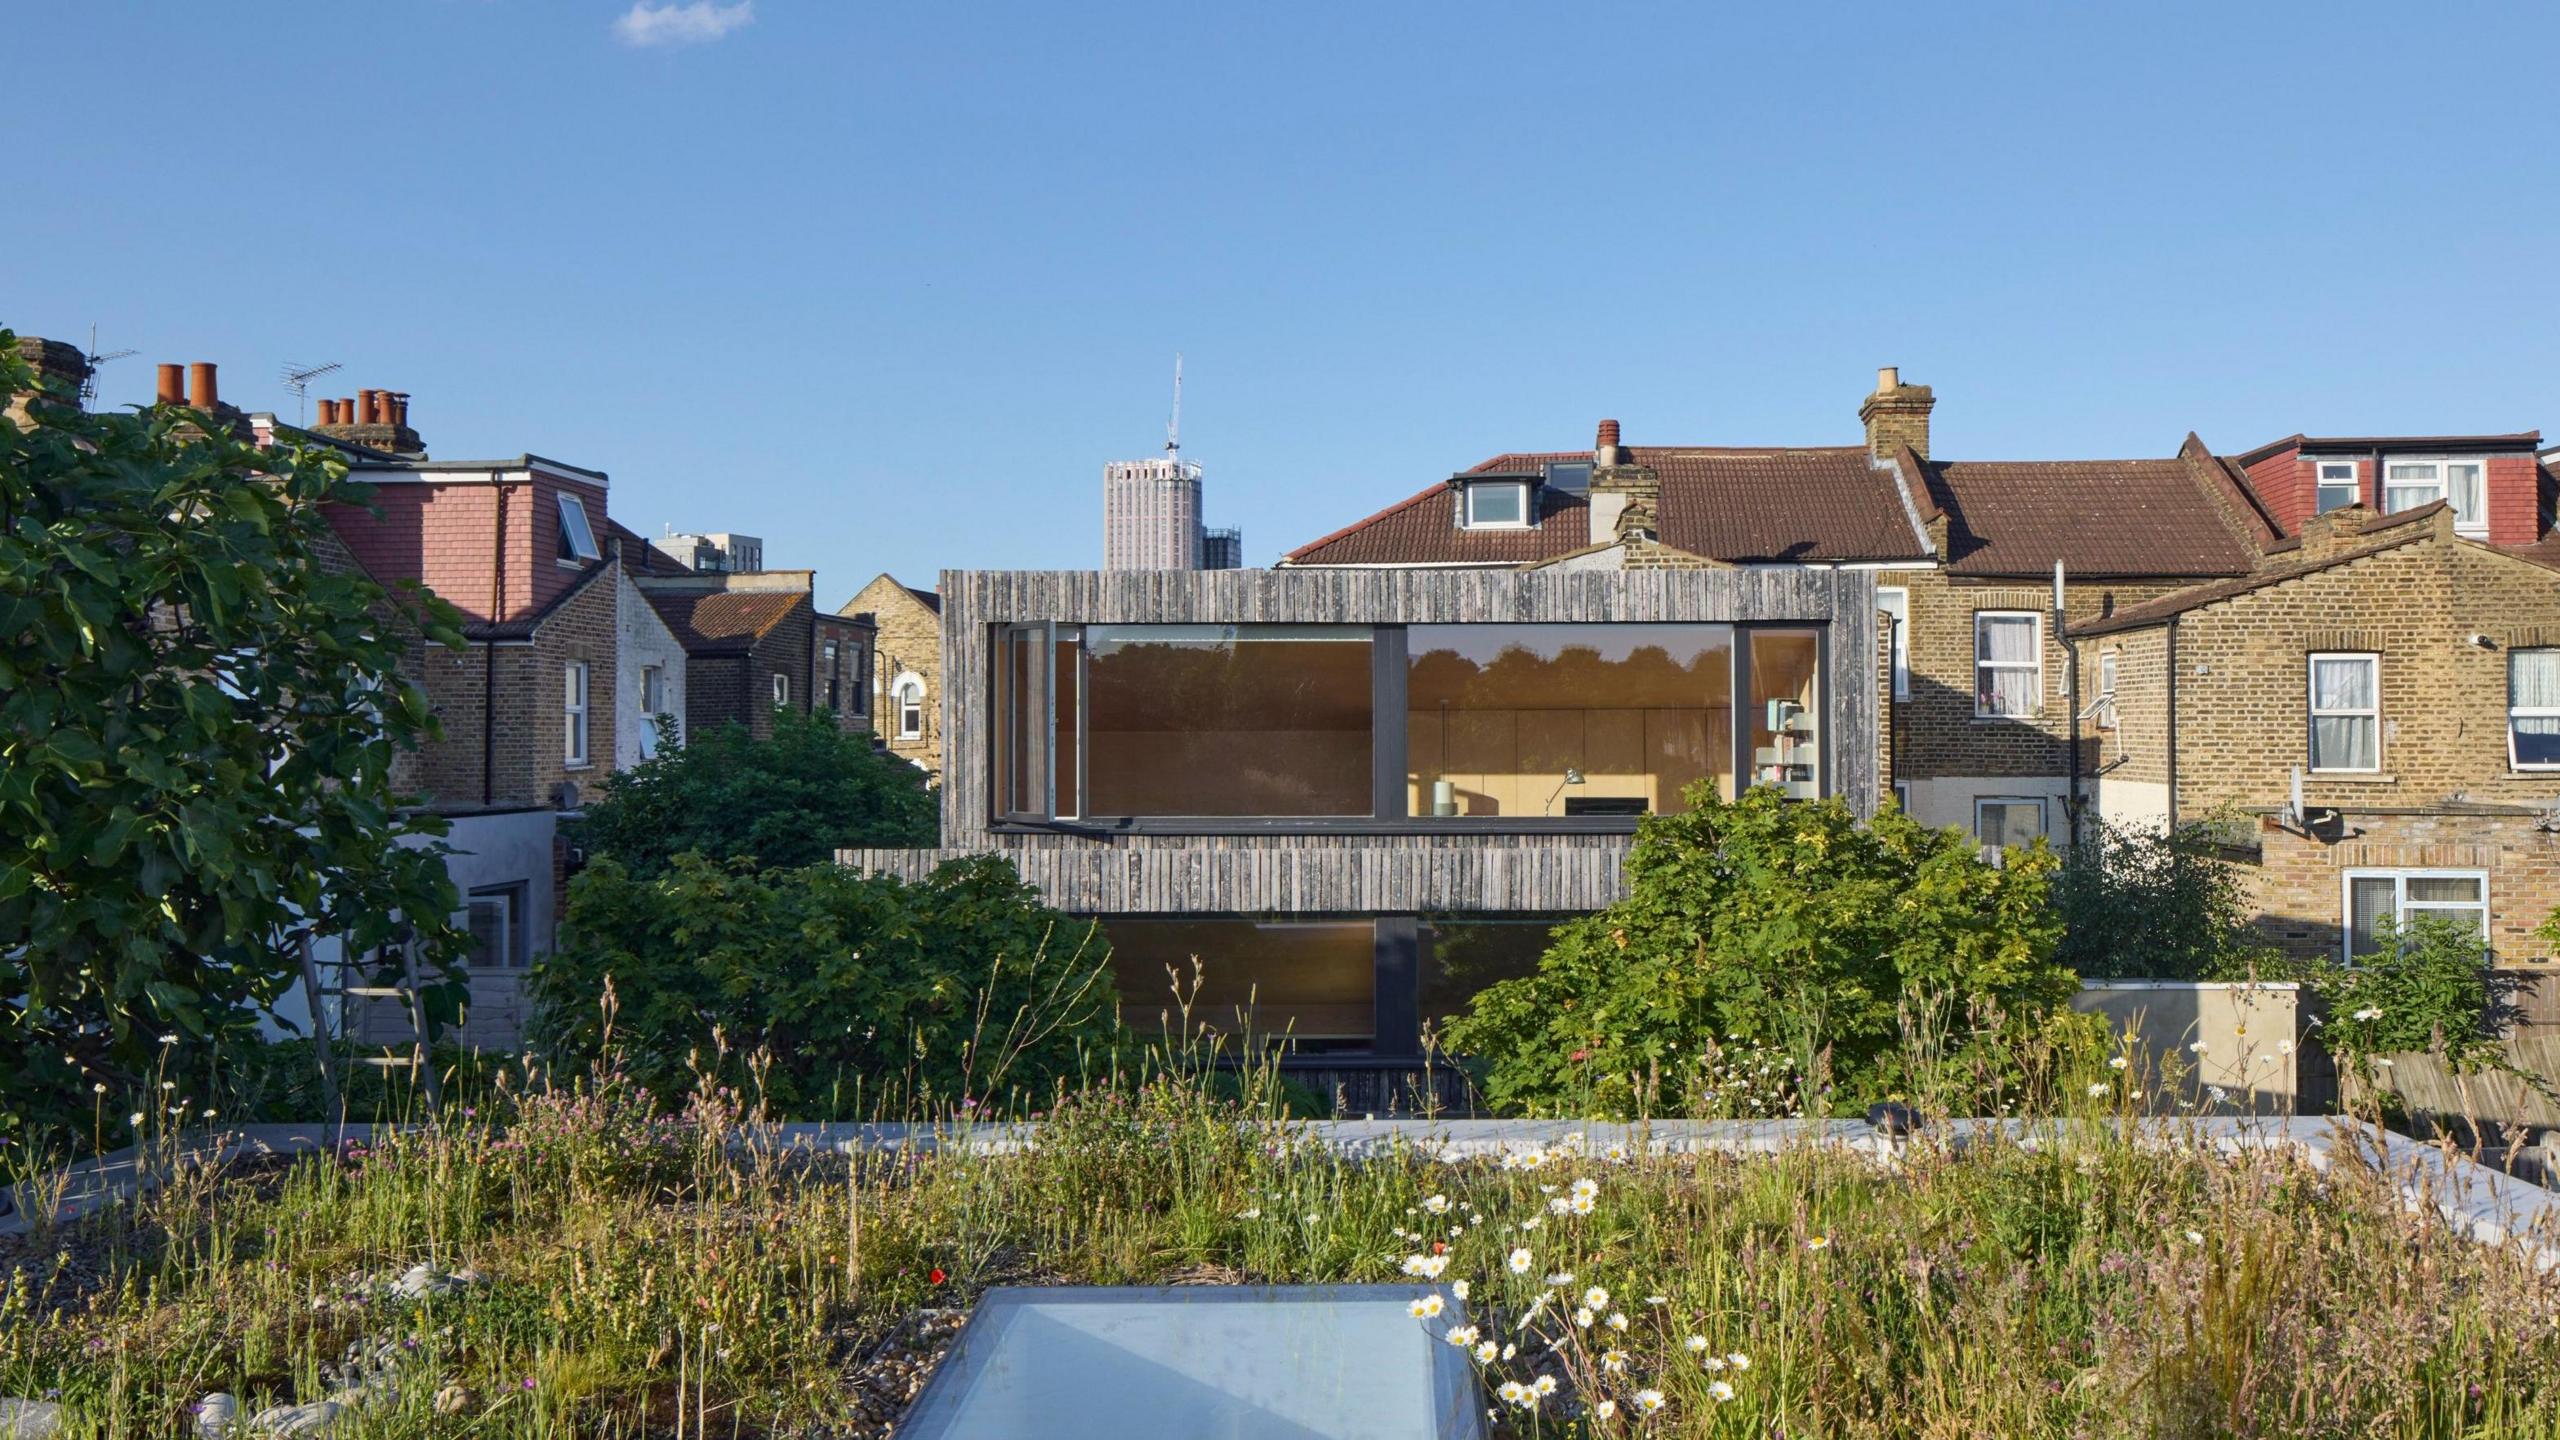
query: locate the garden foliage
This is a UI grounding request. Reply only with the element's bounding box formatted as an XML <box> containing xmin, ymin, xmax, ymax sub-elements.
<box><xmin>571</xmin><ymin>705</ymin><xmax>936</xmax><ymax>878</ymax></box>
<box><xmin>0</xmin><ymin>336</ymin><xmax>466</xmax><ymax>1143</ymax></box>
<box><xmin>1442</xmin><ymin>785</ymin><xmax>2082</xmax><ymax>1117</ymax></box>
<box><xmin>2053</xmin><ymin>816</ymin><xmax>2276</xmax><ymax>980</ymax></box>
<box><xmin>530</xmin><ymin>853</ymin><xmax>1122</xmax><ymax>1116</ymax></box>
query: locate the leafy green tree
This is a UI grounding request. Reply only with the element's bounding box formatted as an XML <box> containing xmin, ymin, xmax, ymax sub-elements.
<box><xmin>1441</xmin><ymin>786</ymin><xmax>2078</xmax><ymax>1117</ymax></box>
<box><xmin>2054</xmin><ymin>817</ymin><xmax>2276</xmax><ymax>980</ymax></box>
<box><xmin>530</xmin><ymin>853</ymin><xmax>1121</xmax><ymax>1116</ymax></box>
<box><xmin>0</xmin><ymin>335</ymin><xmax>467</xmax><ymax>1141</ymax></box>
<box><xmin>573</xmin><ymin>705</ymin><xmax>936</xmax><ymax>877</ymax></box>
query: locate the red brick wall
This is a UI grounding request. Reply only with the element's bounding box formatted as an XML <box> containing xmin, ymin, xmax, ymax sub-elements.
<box><xmin>2244</xmin><ymin>447</ymin><xmax>2314</xmax><ymax>534</ymax></box>
<box><xmin>2488</xmin><ymin>454</ymin><xmax>2540</xmax><ymax>546</ymax></box>
<box><xmin>326</xmin><ymin>472</ymin><xmax>613</xmax><ymax>625</ymax></box>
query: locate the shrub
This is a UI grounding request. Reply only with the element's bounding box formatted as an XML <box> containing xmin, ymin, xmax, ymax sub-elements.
<box><xmin>1441</xmin><ymin>785</ymin><xmax>2080</xmax><ymax>1117</ymax></box>
<box><xmin>572</xmin><ymin>704</ymin><xmax>936</xmax><ymax>878</ymax></box>
<box><xmin>2053</xmin><ymin>816</ymin><xmax>2276</xmax><ymax>981</ymax></box>
<box><xmin>2296</xmin><ymin>915</ymin><xmax>2513</xmax><ymax>1076</ymax></box>
<box><xmin>529</xmin><ymin>852</ymin><xmax>1123</xmax><ymax>1116</ymax></box>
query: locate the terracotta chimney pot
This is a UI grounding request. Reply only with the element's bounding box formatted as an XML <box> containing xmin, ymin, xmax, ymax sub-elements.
<box><xmin>188</xmin><ymin>363</ymin><xmax>218</xmax><ymax>409</ymax></box>
<box><xmin>156</xmin><ymin>364</ymin><xmax>185</xmax><ymax>406</ymax></box>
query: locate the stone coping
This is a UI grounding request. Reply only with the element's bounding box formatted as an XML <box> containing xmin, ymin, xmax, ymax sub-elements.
<box><xmin>7</xmin><ymin>1117</ymin><xmax>2552</xmax><ymax>1269</ymax></box>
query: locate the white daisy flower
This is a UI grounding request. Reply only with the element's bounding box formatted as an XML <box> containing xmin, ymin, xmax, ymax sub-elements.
<box><xmin>1531</xmin><ymin>1375</ymin><xmax>1558</xmax><ymax>1397</ymax></box>
<box><xmin>1422</xmin><ymin>1194</ymin><xmax>1450</xmax><ymax>1214</ymax></box>
<box><xmin>1602</xmin><ymin>1349</ymin><xmax>1629</xmax><ymax>1373</ymax></box>
<box><xmin>1708</xmin><ymin>1379</ymin><xmax>1736</xmax><ymax>1402</ymax></box>
<box><xmin>1547</xmin><ymin>1271</ymin><xmax>1576</xmax><ymax>1288</ymax></box>
<box><xmin>1445</xmin><ymin>1324</ymin><xmax>1480</xmax><ymax>1347</ymax></box>
<box><xmin>1573</xmin><ymin>1307</ymin><xmax>1595</xmax><ymax>1328</ymax></box>
<box><xmin>1726</xmin><ymin>1352</ymin><xmax>1751</xmax><ymax>1371</ymax></box>
<box><xmin>1583</xmin><ymin>1285</ymin><xmax>1611</xmax><ymax>1311</ymax></box>
<box><xmin>2088</xmin><ymin>1083</ymin><xmax>2110</xmax><ymax>1097</ymax></box>
<box><xmin>1450</xmin><ymin>1279</ymin><xmax>1470</xmax><ymax>1300</ymax></box>
<box><xmin>1805</xmin><ymin>1235</ymin><xmax>1830</xmax><ymax>1251</ymax></box>
<box><xmin>1571</xmin><ymin>1177</ymin><xmax>1600</xmax><ymax>1201</ymax></box>
<box><xmin>1507</xmin><ymin>1248</ymin><xmax>1533</xmax><ymax>1275</ymax></box>
<box><xmin>1497</xmin><ymin>1380</ymin><xmax>1529</xmax><ymax>1406</ymax></box>
<box><xmin>1684</xmin><ymin>1335</ymin><xmax>1710</xmax><ymax>1353</ymax></box>
<box><xmin>1409</xmin><ymin>1294</ymin><xmax>1445</xmax><ymax>1319</ymax></box>
<box><xmin>1702</xmin><ymin>1354</ymin><xmax>1727</xmax><ymax>1371</ymax></box>
<box><xmin>2108</xmin><ymin>1055</ymin><xmax>2128</xmax><ymax>1070</ymax></box>
<box><xmin>1635</xmin><ymin>1388</ymin><xmax>1667</xmax><ymax>1414</ymax></box>
<box><xmin>1606</xmin><ymin>1311</ymin><xmax>1629</xmax><ymax>1331</ymax></box>
<box><xmin>1595</xmin><ymin>1399</ymin><xmax>1617</xmax><ymax>1420</ymax></box>
<box><xmin>1474</xmin><ymin>1340</ymin><xmax>1498</xmax><ymax>1364</ymax></box>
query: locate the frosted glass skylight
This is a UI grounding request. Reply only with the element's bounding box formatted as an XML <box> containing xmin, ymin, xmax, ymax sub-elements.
<box><xmin>896</xmin><ymin>1285</ymin><xmax>1487</xmax><ymax>1440</ymax></box>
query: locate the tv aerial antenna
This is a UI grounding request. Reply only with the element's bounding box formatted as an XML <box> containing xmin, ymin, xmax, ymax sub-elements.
<box><xmin>279</xmin><ymin>360</ymin><xmax>344</xmax><ymax>426</ymax></box>
<box><xmin>80</xmin><ymin>324</ymin><xmax>136</xmax><ymax>408</ymax></box>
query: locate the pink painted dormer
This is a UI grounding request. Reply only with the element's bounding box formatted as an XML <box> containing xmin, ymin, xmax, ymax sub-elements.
<box><xmin>2233</xmin><ymin>432</ymin><xmax>2543</xmax><ymax>546</ymax></box>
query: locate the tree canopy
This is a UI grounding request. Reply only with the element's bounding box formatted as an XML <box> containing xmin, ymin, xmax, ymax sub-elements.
<box><xmin>0</xmin><ymin>335</ymin><xmax>467</xmax><ymax>1140</ymax></box>
<box><xmin>573</xmin><ymin>705</ymin><xmax>938</xmax><ymax>877</ymax></box>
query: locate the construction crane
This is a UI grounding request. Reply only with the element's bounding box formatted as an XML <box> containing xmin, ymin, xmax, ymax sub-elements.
<box><xmin>79</xmin><ymin>324</ymin><xmax>135</xmax><ymax>408</ymax></box>
<box><xmin>279</xmin><ymin>361</ymin><xmax>344</xmax><ymax>426</ymax></box>
<box><xmin>1165</xmin><ymin>352</ymin><xmax>1184</xmax><ymax>458</ymax></box>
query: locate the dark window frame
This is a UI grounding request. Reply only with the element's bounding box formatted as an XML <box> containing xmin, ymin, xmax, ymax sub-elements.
<box><xmin>993</xmin><ymin>620</ymin><xmax>1830</xmax><ymax>835</ymax></box>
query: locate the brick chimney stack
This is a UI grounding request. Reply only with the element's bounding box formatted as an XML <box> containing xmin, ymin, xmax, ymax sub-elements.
<box><xmin>1586</xmin><ymin>418</ymin><xmax>1662</xmax><ymax>546</ymax></box>
<box><xmin>7</xmin><ymin>336</ymin><xmax>90</xmax><ymax>426</ymax></box>
<box><xmin>1860</xmin><ymin>365</ymin><xmax>1935</xmax><ymax>461</ymax></box>
<box><xmin>310</xmin><ymin>384</ymin><xmax>426</xmax><ymax>457</ymax></box>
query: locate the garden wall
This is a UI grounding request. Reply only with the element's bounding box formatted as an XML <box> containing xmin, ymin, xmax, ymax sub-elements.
<box><xmin>2072</xmin><ymin>980</ymin><xmax>2309</xmax><ymax>1111</ymax></box>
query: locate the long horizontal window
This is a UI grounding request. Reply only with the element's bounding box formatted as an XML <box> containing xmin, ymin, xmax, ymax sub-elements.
<box><xmin>997</xmin><ymin>621</ymin><xmax>1825</xmax><ymax>827</ymax></box>
<box><xmin>1408</xmin><ymin>624</ymin><xmax>1736</xmax><ymax>817</ymax></box>
<box><xmin>1102</xmin><ymin>917</ymin><xmax>1377</xmax><ymax>1054</ymax></box>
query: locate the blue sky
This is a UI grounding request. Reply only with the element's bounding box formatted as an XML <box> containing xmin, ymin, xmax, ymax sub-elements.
<box><xmin>13</xmin><ymin>4</ymin><xmax>2560</xmax><ymax>589</ymax></box>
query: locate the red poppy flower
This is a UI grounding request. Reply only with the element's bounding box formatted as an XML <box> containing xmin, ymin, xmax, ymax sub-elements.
<box><xmin>928</xmin><ymin>1267</ymin><xmax>947</xmax><ymax>1285</ymax></box>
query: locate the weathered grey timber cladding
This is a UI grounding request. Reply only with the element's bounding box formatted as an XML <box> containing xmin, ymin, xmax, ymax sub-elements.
<box><xmin>844</xmin><ymin>566</ymin><xmax>1878</xmax><ymax>915</ymax></box>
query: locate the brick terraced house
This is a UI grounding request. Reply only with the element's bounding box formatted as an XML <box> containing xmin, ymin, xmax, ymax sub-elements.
<box><xmin>844</xmin><ymin>573</ymin><xmax>946</xmax><ymax>780</ymax></box>
<box><xmin>1282</xmin><ymin>371</ymin><xmax>2560</xmax><ymax>969</ymax></box>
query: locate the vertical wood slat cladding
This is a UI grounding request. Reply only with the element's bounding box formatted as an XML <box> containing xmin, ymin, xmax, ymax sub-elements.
<box><xmin>844</xmin><ymin>567</ymin><xmax>1877</xmax><ymax>915</ymax></box>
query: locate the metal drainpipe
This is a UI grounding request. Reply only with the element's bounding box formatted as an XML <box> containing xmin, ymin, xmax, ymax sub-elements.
<box><xmin>2164</xmin><ymin>617</ymin><xmax>2180</xmax><ymax>830</ymax></box>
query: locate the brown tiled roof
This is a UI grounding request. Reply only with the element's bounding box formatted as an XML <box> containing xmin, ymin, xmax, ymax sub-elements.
<box><xmin>1286</xmin><ymin>446</ymin><xmax>1931</xmax><ymax>567</ymax></box>
<box><xmin>2071</xmin><ymin>507</ymin><xmax>2445</xmax><ymax>637</ymax></box>
<box><xmin>1287</xmin><ymin>441</ymin><xmax>2259</xmax><ymax>577</ymax></box>
<box><xmin>644</xmin><ymin>589</ymin><xmax>805</xmax><ymax>654</ymax></box>
<box><xmin>1923</xmin><ymin>457</ymin><xmax>2261</xmax><ymax>578</ymax></box>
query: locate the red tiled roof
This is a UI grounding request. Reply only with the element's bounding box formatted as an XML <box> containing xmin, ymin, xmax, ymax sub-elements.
<box><xmin>643</xmin><ymin>589</ymin><xmax>805</xmax><ymax>654</ymax></box>
<box><xmin>1923</xmin><ymin>457</ymin><xmax>2260</xmax><ymax>578</ymax></box>
<box><xmin>1286</xmin><ymin>446</ymin><xmax>1931</xmax><ymax>567</ymax></box>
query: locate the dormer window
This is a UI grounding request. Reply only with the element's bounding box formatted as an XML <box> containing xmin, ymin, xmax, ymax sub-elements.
<box><xmin>1543</xmin><ymin>461</ymin><xmax>1592</xmax><ymax>494</ymax></box>
<box><xmin>2381</xmin><ymin>458</ymin><xmax>2486</xmax><ymax>534</ymax></box>
<box><xmin>1461</xmin><ymin>480</ymin><xmax>1532</xmax><ymax>529</ymax></box>
<box><xmin>2315</xmin><ymin>461</ymin><xmax>2359</xmax><ymax>514</ymax></box>
<box><xmin>556</xmin><ymin>493</ymin><xmax>601</xmax><ymax>563</ymax></box>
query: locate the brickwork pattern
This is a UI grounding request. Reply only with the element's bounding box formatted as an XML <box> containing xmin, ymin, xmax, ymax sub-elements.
<box><xmin>1878</xmin><ymin>570</ymin><xmax>2188</xmax><ymax>783</ymax></box>
<box><xmin>849</xmin><ymin>575</ymin><xmax>944</xmax><ymax>777</ymax></box>
<box><xmin>2251</xmin><ymin>814</ymin><xmax>2560</xmax><ymax>966</ymax></box>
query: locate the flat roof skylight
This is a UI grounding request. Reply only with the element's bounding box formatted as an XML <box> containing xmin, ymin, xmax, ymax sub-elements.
<box><xmin>897</xmin><ymin>1285</ymin><xmax>1488</xmax><ymax>1440</ymax></box>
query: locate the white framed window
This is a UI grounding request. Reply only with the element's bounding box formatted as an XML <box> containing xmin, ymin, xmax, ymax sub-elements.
<box><xmin>1975</xmin><ymin>797</ymin><xmax>2047</xmax><ymax>850</ymax></box>
<box><xmin>893</xmin><ymin>673</ymin><xmax>926</xmax><ymax>740</ymax></box>
<box><xmin>1460</xmin><ymin>481</ymin><xmax>1531</xmax><ymax>529</ymax></box>
<box><xmin>772</xmin><ymin>672</ymin><xmax>790</xmax><ymax>707</ymax></box>
<box><xmin>2097</xmin><ymin>649</ymin><xmax>2119</xmax><ymax>729</ymax></box>
<box><xmin>2381</xmin><ymin>458</ymin><xmax>2486</xmax><ymax>533</ymax></box>
<box><xmin>464</xmin><ymin>887</ymin><xmax>522</xmax><ymax>970</ymax></box>
<box><xmin>2510</xmin><ymin>649</ymin><xmax>2560</xmax><ymax>770</ymax></box>
<box><xmin>555</xmin><ymin>493</ymin><xmax>601</xmax><ymax>563</ymax></box>
<box><xmin>2343</xmin><ymin>869</ymin><xmax>2487</xmax><ymax>962</ymax></box>
<box><xmin>1974</xmin><ymin>611</ymin><xmax>2041</xmax><ymax>718</ymax></box>
<box><xmin>2307</xmin><ymin>652</ymin><xmax>2378</xmax><ymax>772</ymax></box>
<box><xmin>563</xmin><ymin>661</ymin><xmax>590</xmax><ymax>767</ymax></box>
<box><xmin>2315</xmin><ymin>460</ymin><xmax>2360</xmax><ymax>514</ymax></box>
<box><xmin>1877</xmin><ymin>586</ymin><xmax>1910</xmax><ymax>701</ymax></box>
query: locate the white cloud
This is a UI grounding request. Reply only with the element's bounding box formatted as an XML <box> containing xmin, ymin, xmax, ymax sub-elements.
<box><xmin>613</xmin><ymin>0</ymin><xmax>754</xmax><ymax>48</ymax></box>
